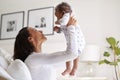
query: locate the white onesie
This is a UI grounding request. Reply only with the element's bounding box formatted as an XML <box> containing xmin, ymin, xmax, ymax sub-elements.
<box><xmin>58</xmin><ymin>13</ymin><xmax>85</xmax><ymax>54</ymax></box>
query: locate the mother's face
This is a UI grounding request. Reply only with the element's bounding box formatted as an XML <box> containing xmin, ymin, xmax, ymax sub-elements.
<box><xmin>28</xmin><ymin>27</ymin><xmax>47</xmax><ymax>46</ymax></box>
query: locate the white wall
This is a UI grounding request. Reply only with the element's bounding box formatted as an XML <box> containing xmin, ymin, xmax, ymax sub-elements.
<box><xmin>0</xmin><ymin>0</ymin><xmax>120</xmax><ymax>80</ymax></box>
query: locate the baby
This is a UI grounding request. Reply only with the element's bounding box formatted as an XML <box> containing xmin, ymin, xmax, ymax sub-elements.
<box><xmin>54</xmin><ymin>2</ymin><xmax>85</xmax><ymax>76</ymax></box>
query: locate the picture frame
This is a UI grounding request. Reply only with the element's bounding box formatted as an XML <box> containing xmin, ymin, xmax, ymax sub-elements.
<box><xmin>0</xmin><ymin>11</ymin><xmax>24</xmax><ymax>40</ymax></box>
<box><xmin>27</xmin><ymin>7</ymin><xmax>54</xmax><ymax>35</ymax></box>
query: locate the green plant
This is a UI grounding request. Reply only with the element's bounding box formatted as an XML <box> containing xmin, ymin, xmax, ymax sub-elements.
<box><xmin>99</xmin><ymin>37</ymin><xmax>120</xmax><ymax>80</ymax></box>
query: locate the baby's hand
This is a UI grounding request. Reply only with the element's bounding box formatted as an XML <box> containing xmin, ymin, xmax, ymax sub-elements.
<box><xmin>53</xmin><ymin>26</ymin><xmax>61</xmax><ymax>33</ymax></box>
<box><xmin>67</xmin><ymin>17</ymin><xmax>77</xmax><ymax>27</ymax></box>
<box><xmin>55</xmin><ymin>21</ymin><xmax>60</xmax><ymax>24</ymax></box>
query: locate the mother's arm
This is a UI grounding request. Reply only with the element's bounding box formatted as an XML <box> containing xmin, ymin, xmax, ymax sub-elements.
<box><xmin>26</xmin><ymin>17</ymin><xmax>78</xmax><ymax>65</ymax></box>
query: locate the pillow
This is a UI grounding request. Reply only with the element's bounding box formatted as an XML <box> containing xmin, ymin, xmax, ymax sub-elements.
<box><xmin>0</xmin><ymin>48</ymin><xmax>10</xmax><ymax>57</ymax></box>
<box><xmin>7</xmin><ymin>59</ymin><xmax>32</xmax><ymax>80</ymax></box>
<box><xmin>0</xmin><ymin>56</ymin><xmax>8</xmax><ymax>69</ymax></box>
<box><xmin>0</xmin><ymin>48</ymin><xmax>13</xmax><ymax>64</ymax></box>
<box><xmin>0</xmin><ymin>66</ymin><xmax>14</xmax><ymax>80</ymax></box>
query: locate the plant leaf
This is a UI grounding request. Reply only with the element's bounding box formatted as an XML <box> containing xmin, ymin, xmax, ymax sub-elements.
<box><xmin>99</xmin><ymin>60</ymin><xmax>105</xmax><ymax>65</ymax></box>
<box><xmin>109</xmin><ymin>62</ymin><xmax>118</xmax><ymax>66</ymax></box>
<box><xmin>106</xmin><ymin>37</ymin><xmax>116</xmax><ymax>48</ymax></box>
<box><xmin>117</xmin><ymin>58</ymin><xmax>120</xmax><ymax>62</ymax></box>
<box><xmin>104</xmin><ymin>52</ymin><xmax>110</xmax><ymax>57</ymax></box>
<box><xmin>116</xmin><ymin>41</ymin><xmax>119</xmax><ymax>45</ymax></box>
<box><xmin>114</xmin><ymin>48</ymin><xmax>120</xmax><ymax>55</ymax></box>
<box><xmin>104</xmin><ymin>59</ymin><xmax>111</xmax><ymax>64</ymax></box>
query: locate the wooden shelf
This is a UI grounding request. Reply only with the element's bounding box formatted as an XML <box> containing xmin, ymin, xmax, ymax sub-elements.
<box><xmin>57</xmin><ymin>77</ymin><xmax>107</xmax><ymax>80</ymax></box>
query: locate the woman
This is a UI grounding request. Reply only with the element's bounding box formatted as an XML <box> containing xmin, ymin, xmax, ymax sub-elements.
<box><xmin>13</xmin><ymin>17</ymin><xmax>78</xmax><ymax>80</ymax></box>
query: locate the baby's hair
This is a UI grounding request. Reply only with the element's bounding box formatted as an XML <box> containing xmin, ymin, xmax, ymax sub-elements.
<box><xmin>55</xmin><ymin>2</ymin><xmax>72</xmax><ymax>13</ymax></box>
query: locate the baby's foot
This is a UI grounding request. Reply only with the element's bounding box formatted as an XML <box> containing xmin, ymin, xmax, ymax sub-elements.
<box><xmin>69</xmin><ymin>69</ymin><xmax>77</xmax><ymax>76</ymax></box>
<box><xmin>62</xmin><ymin>69</ymin><xmax>71</xmax><ymax>76</ymax></box>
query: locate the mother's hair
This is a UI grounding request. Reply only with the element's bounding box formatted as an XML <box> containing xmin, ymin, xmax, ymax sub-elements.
<box><xmin>13</xmin><ymin>27</ymin><xmax>34</xmax><ymax>62</ymax></box>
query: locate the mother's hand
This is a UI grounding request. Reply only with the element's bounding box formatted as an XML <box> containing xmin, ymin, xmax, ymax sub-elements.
<box><xmin>67</xmin><ymin>17</ymin><xmax>77</xmax><ymax>27</ymax></box>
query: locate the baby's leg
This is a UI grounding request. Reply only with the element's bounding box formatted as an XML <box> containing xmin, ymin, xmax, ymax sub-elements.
<box><xmin>70</xmin><ymin>56</ymin><xmax>79</xmax><ymax>76</ymax></box>
<box><xmin>62</xmin><ymin>61</ymin><xmax>71</xmax><ymax>76</ymax></box>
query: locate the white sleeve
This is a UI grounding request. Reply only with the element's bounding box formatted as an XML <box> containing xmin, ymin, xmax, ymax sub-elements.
<box><xmin>59</xmin><ymin>13</ymin><xmax>70</xmax><ymax>25</ymax></box>
<box><xmin>25</xmin><ymin>25</ymin><xmax>78</xmax><ymax>65</ymax></box>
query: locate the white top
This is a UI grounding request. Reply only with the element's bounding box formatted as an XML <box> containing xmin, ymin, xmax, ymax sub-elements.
<box><xmin>25</xmin><ymin>25</ymin><xmax>78</xmax><ymax>80</ymax></box>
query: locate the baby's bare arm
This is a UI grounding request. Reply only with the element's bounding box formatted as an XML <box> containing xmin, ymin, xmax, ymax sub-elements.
<box><xmin>67</xmin><ymin>17</ymin><xmax>77</xmax><ymax>27</ymax></box>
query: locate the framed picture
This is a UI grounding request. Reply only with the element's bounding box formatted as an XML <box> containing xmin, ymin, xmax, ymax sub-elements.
<box><xmin>27</xmin><ymin>7</ymin><xmax>54</xmax><ymax>35</ymax></box>
<box><xmin>0</xmin><ymin>11</ymin><xmax>24</xmax><ymax>40</ymax></box>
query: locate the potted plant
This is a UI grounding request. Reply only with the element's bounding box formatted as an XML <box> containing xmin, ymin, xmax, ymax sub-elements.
<box><xmin>99</xmin><ymin>37</ymin><xmax>120</xmax><ymax>80</ymax></box>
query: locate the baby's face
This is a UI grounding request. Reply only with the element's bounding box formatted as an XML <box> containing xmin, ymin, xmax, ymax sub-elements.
<box><xmin>55</xmin><ymin>10</ymin><xmax>63</xmax><ymax>20</ymax></box>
